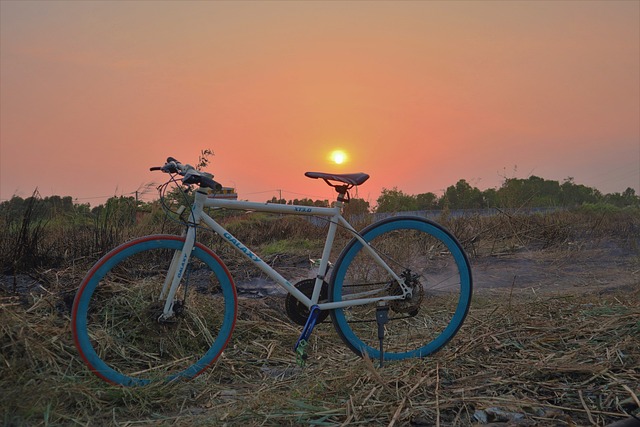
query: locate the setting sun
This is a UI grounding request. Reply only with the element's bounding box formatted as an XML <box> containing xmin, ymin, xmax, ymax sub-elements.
<box><xmin>330</xmin><ymin>150</ymin><xmax>348</xmax><ymax>165</ymax></box>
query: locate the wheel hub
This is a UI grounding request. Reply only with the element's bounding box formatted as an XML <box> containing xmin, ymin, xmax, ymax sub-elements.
<box><xmin>389</xmin><ymin>270</ymin><xmax>424</xmax><ymax>316</ymax></box>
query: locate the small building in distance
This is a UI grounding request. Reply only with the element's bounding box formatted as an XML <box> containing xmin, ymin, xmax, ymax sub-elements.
<box><xmin>208</xmin><ymin>187</ymin><xmax>238</xmax><ymax>200</ymax></box>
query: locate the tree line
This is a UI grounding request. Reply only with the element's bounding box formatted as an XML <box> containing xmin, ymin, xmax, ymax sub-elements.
<box><xmin>1</xmin><ymin>175</ymin><xmax>638</xmax><ymax>221</ymax></box>
<box><xmin>0</xmin><ymin>191</ymin><xmax>144</xmax><ymax>226</ymax></box>
<box><xmin>269</xmin><ymin>176</ymin><xmax>638</xmax><ymax>213</ymax></box>
<box><xmin>376</xmin><ymin>176</ymin><xmax>638</xmax><ymax>213</ymax></box>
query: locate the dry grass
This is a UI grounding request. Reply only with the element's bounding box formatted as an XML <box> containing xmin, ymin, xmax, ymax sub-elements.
<box><xmin>2</xmin><ymin>284</ymin><xmax>639</xmax><ymax>426</ymax></box>
<box><xmin>2</xmin><ymin>210</ymin><xmax>638</xmax><ymax>426</ymax></box>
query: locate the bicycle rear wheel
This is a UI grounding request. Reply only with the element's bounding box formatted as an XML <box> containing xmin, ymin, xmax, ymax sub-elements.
<box><xmin>330</xmin><ymin>217</ymin><xmax>472</xmax><ymax>361</ymax></box>
<box><xmin>72</xmin><ymin>235</ymin><xmax>237</xmax><ymax>386</ymax></box>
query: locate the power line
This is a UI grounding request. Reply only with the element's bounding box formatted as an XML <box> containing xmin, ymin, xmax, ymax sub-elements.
<box><xmin>240</xmin><ymin>189</ymin><xmax>332</xmax><ymax>201</ymax></box>
<box><xmin>584</xmin><ymin>165</ymin><xmax>640</xmax><ymax>191</ymax></box>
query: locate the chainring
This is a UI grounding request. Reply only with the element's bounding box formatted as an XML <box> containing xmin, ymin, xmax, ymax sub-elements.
<box><xmin>285</xmin><ymin>278</ymin><xmax>330</xmax><ymax>326</ymax></box>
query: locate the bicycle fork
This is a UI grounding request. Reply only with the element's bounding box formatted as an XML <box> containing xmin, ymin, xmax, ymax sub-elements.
<box><xmin>158</xmin><ymin>228</ymin><xmax>197</xmax><ymax>321</ymax></box>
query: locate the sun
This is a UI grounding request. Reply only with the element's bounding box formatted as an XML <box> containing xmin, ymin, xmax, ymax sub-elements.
<box><xmin>330</xmin><ymin>150</ymin><xmax>348</xmax><ymax>165</ymax></box>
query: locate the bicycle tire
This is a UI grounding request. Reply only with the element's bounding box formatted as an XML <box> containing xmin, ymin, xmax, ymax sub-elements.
<box><xmin>329</xmin><ymin>216</ymin><xmax>472</xmax><ymax>361</ymax></box>
<box><xmin>72</xmin><ymin>235</ymin><xmax>237</xmax><ymax>386</ymax></box>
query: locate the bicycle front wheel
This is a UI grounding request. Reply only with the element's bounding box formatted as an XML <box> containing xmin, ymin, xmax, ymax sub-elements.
<box><xmin>72</xmin><ymin>235</ymin><xmax>237</xmax><ymax>386</ymax></box>
<box><xmin>330</xmin><ymin>217</ymin><xmax>472</xmax><ymax>361</ymax></box>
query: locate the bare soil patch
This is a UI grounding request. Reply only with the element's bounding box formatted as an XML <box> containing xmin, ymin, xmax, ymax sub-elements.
<box><xmin>473</xmin><ymin>236</ymin><xmax>639</xmax><ymax>294</ymax></box>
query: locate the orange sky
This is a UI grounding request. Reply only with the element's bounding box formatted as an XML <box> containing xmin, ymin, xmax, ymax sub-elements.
<box><xmin>1</xmin><ymin>1</ymin><xmax>639</xmax><ymax>206</ymax></box>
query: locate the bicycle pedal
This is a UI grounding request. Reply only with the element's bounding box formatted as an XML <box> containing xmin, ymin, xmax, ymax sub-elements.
<box><xmin>295</xmin><ymin>339</ymin><xmax>309</xmax><ymax>367</ymax></box>
<box><xmin>293</xmin><ymin>305</ymin><xmax>321</xmax><ymax>366</ymax></box>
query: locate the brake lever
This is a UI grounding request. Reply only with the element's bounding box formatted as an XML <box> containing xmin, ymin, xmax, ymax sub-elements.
<box><xmin>182</xmin><ymin>170</ymin><xmax>199</xmax><ymax>185</ymax></box>
<box><xmin>161</xmin><ymin>161</ymin><xmax>179</xmax><ymax>174</ymax></box>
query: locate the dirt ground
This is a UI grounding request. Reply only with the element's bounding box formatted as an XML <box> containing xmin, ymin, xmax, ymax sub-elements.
<box><xmin>226</xmin><ymin>234</ymin><xmax>640</xmax><ymax>299</ymax></box>
<box><xmin>472</xmin><ymin>236</ymin><xmax>639</xmax><ymax>294</ymax></box>
<box><xmin>2</xmin><ymin>233</ymin><xmax>637</xmax><ymax>299</ymax></box>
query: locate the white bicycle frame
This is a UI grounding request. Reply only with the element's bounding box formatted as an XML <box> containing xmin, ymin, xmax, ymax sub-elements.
<box><xmin>158</xmin><ymin>187</ymin><xmax>411</xmax><ymax>320</ymax></box>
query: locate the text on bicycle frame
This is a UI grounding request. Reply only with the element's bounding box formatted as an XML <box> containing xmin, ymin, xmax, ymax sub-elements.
<box><xmin>223</xmin><ymin>232</ymin><xmax>261</xmax><ymax>262</ymax></box>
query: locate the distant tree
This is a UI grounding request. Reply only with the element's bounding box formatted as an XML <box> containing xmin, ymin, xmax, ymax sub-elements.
<box><xmin>45</xmin><ymin>195</ymin><xmax>75</xmax><ymax>217</ymax></box>
<box><xmin>622</xmin><ymin>187</ymin><xmax>639</xmax><ymax>206</ymax></box>
<box><xmin>560</xmin><ymin>177</ymin><xmax>601</xmax><ymax>206</ymax></box>
<box><xmin>482</xmin><ymin>188</ymin><xmax>499</xmax><ymax>207</ymax></box>
<box><xmin>494</xmin><ymin>175</ymin><xmax>613</xmax><ymax>208</ymax></box>
<box><xmin>343</xmin><ymin>198</ymin><xmax>370</xmax><ymax>218</ymax></box>
<box><xmin>416</xmin><ymin>192</ymin><xmax>438</xmax><ymax>210</ymax></box>
<box><xmin>526</xmin><ymin>176</ymin><xmax>561</xmax><ymax>206</ymax></box>
<box><xmin>496</xmin><ymin>177</ymin><xmax>526</xmax><ymax>208</ymax></box>
<box><xmin>440</xmin><ymin>179</ymin><xmax>484</xmax><ymax>209</ymax></box>
<box><xmin>288</xmin><ymin>198</ymin><xmax>314</xmax><ymax>206</ymax></box>
<box><xmin>267</xmin><ymin>196</ymin><xmax>286</xmax><ymax>204</ymax></box>
<box><xmin>375</xmin><ymin>187</ymin><xmax>417</xmax><ymax>213</ymax></box>
<box><xmin>496</xmin><ymin>176</ymin><xmax>561</xmax><ymax>208</ymax></box>
<box><xmin>266</xmin><ymin>197</ymin><xmax>329</xmax><ymax>207</ymax></box>
<box><xmin>75</xmin><ymin>203</ymin><xmax>92</xmax><ymax>216</ymax></box>
<box><xmin>0</xmin><ymin>196</ymin><xmax>26</xmax><ymax>221</ymax></box>
<box><xmin>604</xmin><ymin>187</ymin><xmax>640</xmax><ymax>207</ymax></box>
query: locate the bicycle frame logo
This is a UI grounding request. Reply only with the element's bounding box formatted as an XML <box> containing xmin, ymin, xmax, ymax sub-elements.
<box><xmin>223</xmin><ymin>232</ymin><xmax>261</xmax><ymax>262</ymax></box>
<box><xmin>177</xmin><ymin>252</ymin><xmax>188</xmax><ymax>278</ymax></box>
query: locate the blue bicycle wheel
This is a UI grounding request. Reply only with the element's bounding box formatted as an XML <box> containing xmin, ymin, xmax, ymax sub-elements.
<box><xmin>72</xmin><ymin>235</ymin><xmax>237</xmax><ymax>386</ymax></box>
<box><xmin>329</xmin><ymin>217</ymin><xmax>472</xmax><ymax>361</ymax></box>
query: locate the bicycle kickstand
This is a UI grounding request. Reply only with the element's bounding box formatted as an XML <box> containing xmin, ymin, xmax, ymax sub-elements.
<box><xmin>376</xmin><ymin>303</ymin><xmax>389</xmax><ymax>367</ymax></box>
<box><xmin>294</xmin><ymin>305</ymin><xmax>321</xmax><ymax>366</ymax></box>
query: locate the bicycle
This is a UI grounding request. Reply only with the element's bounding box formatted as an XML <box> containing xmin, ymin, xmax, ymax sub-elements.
<box><xmin>72</xmin><ymin>157</ymin><xmax>473</xmax><ymax>386</ymax></box>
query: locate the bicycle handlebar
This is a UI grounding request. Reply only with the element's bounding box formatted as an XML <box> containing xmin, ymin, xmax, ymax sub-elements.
<box><xmin>150</xmin><ymin>157</ymin><xmax>222</xmax><ymax>191</ymax></box>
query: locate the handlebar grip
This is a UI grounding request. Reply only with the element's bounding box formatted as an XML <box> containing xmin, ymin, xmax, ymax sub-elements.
<box><xmin>151</xmin><ymin>159</ymin><xmax>179</xmax><ymax>174</ymax></box>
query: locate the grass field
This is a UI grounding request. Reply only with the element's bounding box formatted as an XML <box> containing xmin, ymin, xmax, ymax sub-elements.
<box><xmin>1</xmin><ymin>210</ymin><xmax>639</xmax><ymax>426</ymax></box>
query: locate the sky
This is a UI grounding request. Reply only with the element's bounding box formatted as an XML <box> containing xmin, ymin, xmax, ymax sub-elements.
<box><xmin>1</xmin><ymin>1</ymin><xmax>639</xmax><ymax>206</ymax></box>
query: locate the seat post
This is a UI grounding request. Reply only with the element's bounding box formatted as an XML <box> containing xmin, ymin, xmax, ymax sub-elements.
<box><xmin>335</xmin><ymin>185</ymin><xmax>351</xmax><ymax>203</ymax></box>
